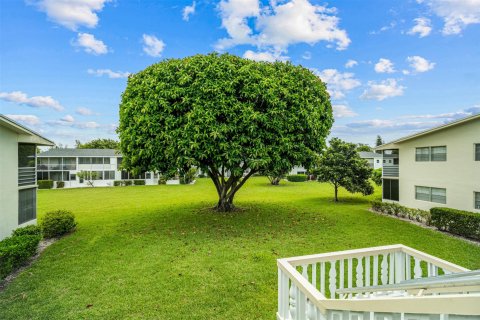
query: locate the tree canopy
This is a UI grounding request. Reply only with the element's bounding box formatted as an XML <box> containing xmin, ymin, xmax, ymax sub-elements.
<box><xmin>118</xmin><ymin>53</ymin><xmax>333</xmax><ymax>211</ymax></box>
<box><xmin>316</xmin><ymin>138</ymin><xmax>374</xmax><ymax>202</ymax></box>
<box><xmin>375</xmin><ymin>135</ymin><xmax>385</xmax><ymax>147</ymax></box>
<box><xmin>76</xmin><ymin>139</ymin><xmax>119</xmax><ymax>149</ymax></box>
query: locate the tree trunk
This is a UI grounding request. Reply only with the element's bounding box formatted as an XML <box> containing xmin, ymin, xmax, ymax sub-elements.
<box><xmin>334</xmin><ymin>184</ymin><xmax>338</xmax><ymax>202</ymax></box>
<box><xmin>215</xmin><ymin>196</ymin><xmax>235</xmax><ymax>212</ymax></box>
<box><xmin>209</xmin><ymin>167</ymin><xmax>256</xmax><ymax>212</ymax></box>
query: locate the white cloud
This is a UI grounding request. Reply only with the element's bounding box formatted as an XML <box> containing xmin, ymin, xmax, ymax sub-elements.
<box><xmin>76</xmin><ymin>107</ymin><xmax>93</xmax><ymax>115</ymax></box>
<box><xmin>33</xmin><ymin>0</ymin><xmax>111</xmax><ymax>31</ymax></box>
<box><xmin>345</xmin><ymin>59</ymin><xmax>358</xmax><ymax>68</ymax></box>
<box><xmin>183</xmin><ymin>1</ymin><xmax>196</xmax><ymax>21</ymax></box>
<box><xmin>361</xmin><ymin>79</ymin><xmax>405</xmax><ymax>101</ymax></box>
<box><xmin>420</xmin><ymin>0</ymin><xmax>480</xmax><ymax>35</ymax></box>
<box><xmin>216</xmin><ymin>0</ymin><xmax>350</xmax><ymax>52</ymax></box>
<box><xmin>346</xmin><ymin>119</ymin><xmax>438</xmax><ymax>131</ymax></box>
<box><xmin>408</xmin><ymin>17</ymin><xmax>432</xmax><ymax>37</ymax></box>
<box><xmin>61</xmin><ymin>114</ymin><xmax>75</xmax><ymax>123</ymax></box>
<box><xmin>401</xmin><ymin>105</ymin><xmax>480</xmax><ymax>120</ymax></box>
<box><xmin>5</xmin><ymin>114</ymin><xmax>41</xmax><ymax>126</ymax></box>
<box><xmin>370</xmin><ymin>21</ymin><xmax>397</xmax><ymax>35</ymax></box>
<box><xmin>314</xmin><ymin>69</ymin><xmax>361</xmax><ymax>100</ymax></box>
<box><xmin>374</xmin><ymin>58</ymin><xmax>395</xmax><ymax>73</ymax></box>
<box><xmin>0</xmin><ymin>91</ymin><xmax>64</xmax><ymax>111</ymax></box>
<box><xmin>302</xmin><ymin>51</ymin><xmax>312</xmax><ymax>60</ymax></box>
<box><xmin>243</xmin><ymin>50</ymin><xmax>288</xmax><ymax>62</ymax></box>
<box><xmin>142</xmin><ymin>34</ymin><xmax>165</xmax><ymax>57</ymax></box>
<box><xmin>73</xmin><ymin>33</ymin><xmax>108</xmax><ymax>55</ymax></box>
<box><xmin>87</xmin><ymin>68</ymin><xmax>130</xmax><ymax>79</ymax></box>
<box><xmin>78</xmin><ymin>121</ymin><xmax>100</xmax><ymax>129</ymax></box>
<box><xmin>407</xmin><ymin>56</ymin><xmax>435</xmax><ymax>73</ymax></box>
<box><xmin>332</xmin><ymin>104</ymin><xmax>358</xmax><ymax>118</ymax></box>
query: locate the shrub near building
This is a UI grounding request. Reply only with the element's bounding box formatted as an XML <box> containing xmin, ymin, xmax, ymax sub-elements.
<box><xmin>430</xmin><ymin>207</ymin><xmax>480</xmax><ymax>241</ymax></box>
<box><xmin>38</xmin><ymin>180</ymin><xmax>54</xmax><ymax>189</ymax></box>
<box><xmin>287</xmin><ymin>174</ymin><xmax>307</xmax><ymax>182</ymax></box>
<box><xmin>40</xmin><ymin>210</ymin><xmax>77</xmax><ymax>239</ymax></box>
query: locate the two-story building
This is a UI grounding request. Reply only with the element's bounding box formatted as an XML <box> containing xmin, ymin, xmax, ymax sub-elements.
<box><xmin>0</xmin><ymin>115</ymin><xmax>55</xmax><ymax>240</ymax></box>
<box><xmin>37</xmin><ymin>148</ymin><xmax>158</xmax><ymax>187</ymax></box>
<box><xmin>359</xmin><ymin>151</ymin><xmax>383</xmax><ymax>169</ymax></box>
<box><xmin>375</xmin><ymin>113</ymin><xmax>480</xmax><ymax>212</ymax></box>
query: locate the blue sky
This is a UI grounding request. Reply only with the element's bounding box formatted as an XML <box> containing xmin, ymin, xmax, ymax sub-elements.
<box><xmin>1</xmin><ymin>0</ymin><xmax>479</xmax><ymax>147</ymax></box>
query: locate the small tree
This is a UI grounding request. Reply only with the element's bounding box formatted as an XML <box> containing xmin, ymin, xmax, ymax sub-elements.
<box><xmin>118</xmin><ymin>53</ymin><xmax>333</xmax><ymax>211</ymax></box>
<box><xmin>77</xmin><ymin>171</ymin><xmax>98</xmax><ymax>187</ymax></box>
<box><xmin>356</xmin><ymin>143</ymin><xmax>372</xmax><ymax>152</ymax></box>
<box><xmin>371</xmin><ymin>168</ymin><xmax>382</xmax><ymax>186</ymax></box>
<box><xmin>76</xmin><ymin>139</ymin><xmax>119</xmax><ymax>149</ymax></box>
<box><xmin>262</xmin><ymin>168</ymin><xmax>290</xmax><ymax>185</ymax></box>
<box><xmin>316</xmin><ymin>138</ymin><xmax>374</xmax><ymax>202</ymax></box>
<box><xmin>375</xmin><ymin>135</ymin><xmax>384</xmax><ymax>147</ymax></box>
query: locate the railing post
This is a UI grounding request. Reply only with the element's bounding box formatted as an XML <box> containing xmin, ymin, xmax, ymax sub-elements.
<box><xmin>395</xmin><ymin>251</ymin><xmax>405</xmax><ymax>283</ymax></box>
<box><xmin>278</xmin><ymin>268</ymin><xmax>290</xmax><ymax>320</ymax></box>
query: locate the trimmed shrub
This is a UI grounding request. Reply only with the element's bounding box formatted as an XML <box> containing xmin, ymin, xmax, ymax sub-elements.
<box><xmin>430</xmin><ymin>207</ymin><xmax>480</xmax><ymax>240</ymax></box>
<box><xmin>40</xmin><ymin>210</ymin><xmax>76</xmax><ymax>239</ymax></box>
<box><xmin>113</xmin><ymin>180</ymin><xmax>123</xmax><ymax>186</ymax></box>
<box><xmin>0</xmin><ymin>234</ymin><xmax>41</xmax><ymax>279</ymax></box>
<box><xmin>371</xmin><ymin>200</ymin><xmax>430</xmax><ymax>224</ymax></box>
<box><xmin>124</xmin><ymin>180</ymin><xmax>133</xmax><ymax>186</ymax></box>
<box><xmin>56</xmin><ymin>181</ymin><xmax>65</xmax><ymax>188</ymax></box>
<box><xmin>11</xmin><ymin>225</ymin><xmax>42</xmax><ymax>237</ymax></box>
<box><xmin>38</xmin><ymin>180</ymin><xmax>54</xmax><ymax>189</ymax></box>
<box><xmin>158</xmin><ymin>176</ymin><xmax>167</xmax><ymax>185</ymax></box>
<box><xmin>133</xmin><ymin>179</ymin><xmax>146</xmax><ymax>185</ymax></box>
<box><xmin>287</xmin><ymin>174</ymin><xmax>307</xmax><ymax>182</ymax></box>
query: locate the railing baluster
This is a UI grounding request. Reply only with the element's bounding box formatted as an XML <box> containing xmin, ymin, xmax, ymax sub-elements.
<box><xmin>389</xmin><ymin>253</ymin><xmax>395</xmax><ymax>284</ymax></box>
<box><xmin>348</xmin><ymin>258</ymin><xmax>353</xmax><ymax>289</ymax></box>
<box><xmin>302</xmin><ymin>264</ymin><xmax>308</xmax><ymax>281</ymax></box>
<box><xmin>381</xmin><ymin>254</ymin><xmax>388</xmax><ymax>285</ymax></box>
<box><xmin>278</xmin><ymin>269</ymin><xmax>290</xmax><ymax>320</ymax></box>
<box><xmin>321</xmin><ymin>262</ymin><xmax>326</xmax><ymax>296</ymax></box>
<box><xmin>395</xmin><ymin>252</ymin><xmax>405</xmax><ymax>283</ymax></box>
<box><xmin>339</xmin><ymin>259</ymin><xmax>345</xmax><ymax>294</ymax></box>
<box><xmin>365</xmin><ymin>256</ymin><xmax>370</xmax><ymax>288</ymax></box>
<box><xmin>329</xmin><ymin>260</ymin><xmax>337</xmax><ymax>299</ymax></box>
<box><xmin>373</xmin><ymin>255</ymin><xmax>378</xmax><ymax>286</ymax></box>
<box><xmin>356</xmin><ymin>257</ymin><xmax>364</xmax><ymax>288</ymax></box>
<box><xmin>312</xmin><ymin>263</ymin><xmax>317</xmax><ymax>289</ymax></box>
<box><xmin>405</xmin><ymin>254</ymin><xmax>411</xmax><ymax>280</ymax></box>
<box><xmin>290</xmin><ymin>283</ymin><xmax>297</xmax><ymax>319</ymax></box>
<box><xmin>297</xmin><ymin>286</ymin><xmax>306</xmax><ymax>320</ymax></box>
<box><xmin>414</xmin><ymin>257</ymin><xmax>422</xmax><ymax>279</ymax></box>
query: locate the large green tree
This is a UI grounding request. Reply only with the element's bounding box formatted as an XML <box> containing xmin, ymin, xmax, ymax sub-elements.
<box><xmin>76</xmin><ymin>138</ymin><xmax>119</xmax><ymax>149</ymax></box>
<box><xmin>316</xmin><ymin>138</ymin><xmax>374</xmax><ymax>202</ymax></box>
<box><xmin>118</xmin><ymin>53</ymin><xmax>333</xmax><ymax>211</ymax></box>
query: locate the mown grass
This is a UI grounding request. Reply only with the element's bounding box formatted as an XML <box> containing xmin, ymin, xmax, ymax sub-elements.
<box><xmin>1</xmin><ymin>177</ymin><xmax>479</xmax><ymax>319</ymax></box>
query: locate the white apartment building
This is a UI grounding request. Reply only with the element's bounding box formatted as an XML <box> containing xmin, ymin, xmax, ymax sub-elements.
<box><xmin>376</xmin><ymin>114</ymin><xmax>480</xmax><ymax>212</ymax></box>
<box><xmin>37</xmin><ymin>149</ymin><xmax>158</xmax><ymax>188</ymax></box>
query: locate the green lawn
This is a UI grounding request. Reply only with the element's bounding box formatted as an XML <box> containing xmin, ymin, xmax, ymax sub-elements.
<box><xmin>1</xmin><ymin>177</ymin><xmax>479</xmax><ymax>319</ymax></box>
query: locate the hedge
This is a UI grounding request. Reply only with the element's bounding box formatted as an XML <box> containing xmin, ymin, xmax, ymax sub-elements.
<box><xmin>11</xmin><ymin>225</ymin><xmax>42</xmax><ymax>237</ymax></box>
<box><xmin>124</xmin><ymin>180</ymin><xmax>133</xmax><ymax>186</ymax></box>
<box><xmin>133</xmin><ymin>179</ymin><xmax>146</xmax><ymax>185</ymax></box>
<box><xmin>158</xmin><ymin>176</ymin><xmax>167</xmax><ymax>185</ymax></box>
<box><xmin>430</xmin><ymin>207</ymin><xmax>480</xmax><ymax>241</ymax></box>
<box><xmin>371</xmin><ymin>200</ymin><xmax>430</xmax><ymax>224</ymax></box>
<box><xmin>40</xmin><ymin>210</ymin><xmax>77</xmax><ymax>238</ymax></box>
<box><xmin>0</xmin><ymin>234</ymin><xmax>41</xmax><ymax>279</ymax></box>
<box><xmin>113</xmin><ymin>180</ymin><xmax>123</xmax><ymax>186</ymax></box>
<box><xmin>286</xmin><ymin>174</ymin><xmax>307</xmax><ymax>182</ymax></box>
<box><xmin>56</xmin><ymin>181</ymin><xmax>65</xmax><ymax>188</ymax></box>
<box><xmin>38</xmin><ymin>180</ymin><xmax>54</xmax><ymax>189</ymax></box>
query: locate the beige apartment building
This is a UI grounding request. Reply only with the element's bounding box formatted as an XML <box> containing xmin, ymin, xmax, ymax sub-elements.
<box><xmin>376</xmin><ymin>114</ymin><xmax>480</xmax><ymax>212</ymax></box>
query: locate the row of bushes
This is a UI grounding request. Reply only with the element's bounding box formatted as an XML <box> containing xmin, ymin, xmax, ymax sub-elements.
<box><xmin>0</xmin><ymin>210</ymin><xmax>77</xmax><ymax>280</ymax></box>
<box><xmin>38</xmin><ymin>180</ymin><xmax>65</xmax><ymax>189</ymax></box>
<box><xmin>430</xmin><ymin>207</ymin><xmax>480</xmax><ymax>241</ymax></box>
<box><xmin>371</xmin><ymin>200</ymin><xmax>430</xmax><ymax>224</ymax></box>
<box><xmin>286</xmin><ymin>174</ymin><xmax>307</xmax><ymax>182</ymax></box>
<box><xmin>114</xmin><ymin>180</ymin><xmax>145</xmax><ymax>186</ymax></box>
<box><xmin>371</xmin><ymin>201</ymin><xmax>480</xmax><ymax>240</ymax></box>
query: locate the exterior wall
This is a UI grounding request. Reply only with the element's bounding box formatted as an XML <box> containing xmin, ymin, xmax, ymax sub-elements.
<box><xmin>0</xmin><ymin>126</ymin><xmax>19</xmax><ymax>239</ymax></box>
<box><xmin>289</xmin><ymin>166</ymin><xmax>306</xmax><ymax>175</ymax></box>
<box><xmin>395</xmin><ymin>119</ymin><xmax>480</xmax><ymax>212</ymax></box>
<box><xmin>0</xmin><ymin>127</ymin><xmax>37</xmax><ymax>240</ymax></box>
<box><xmin>373</xmin><ymin>156</ymin><xmax>383</xmax><ymax>170</ymax></box>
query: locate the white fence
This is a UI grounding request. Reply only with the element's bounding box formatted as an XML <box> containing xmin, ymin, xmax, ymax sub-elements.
<box><xmin>277</xmin><ymin>244</ymin><xmax>480</xmax><ymax>320</ymax></box>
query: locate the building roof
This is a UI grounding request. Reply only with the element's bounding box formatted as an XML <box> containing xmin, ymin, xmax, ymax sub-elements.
<box><xmin>0</xmin><ymin>114</ymin><xmax>55</xmax><ymax>146</ymax></box>
<box><xmin>358</xmin><ymin>151</ymin><xmax>382</xmax><ymax>159</ymax></box>
<box><xmin>375</xmin><ymin>113</ymin><xmax>480</xmax><ymax>151</ymax></box>
<box><xmin>38</xmin><ymin>148</ymin><xmax>121</xmax><ymax>157</ymax></box>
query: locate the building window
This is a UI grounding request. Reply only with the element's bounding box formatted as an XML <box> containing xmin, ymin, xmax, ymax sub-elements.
<box><xmin>376</xmin><ymin>160</ymin><xmax>379</xmax><ymax>163</ymax></box>
<box><xmin>415</xmin><ymin>186</ymin><xmax>446</xmax><ymax>204</ymax></box>
<box><xmin>70</xmin><ymin>174</ymin><xmax>76</xmax><ymax>181</ymax></box>
<box><xmin>383</xmin><ymin>179</ymin><xmax>399</xmax><ymax>201</ymax></box>
<box><xmin>104</xmin><ymin>171</ymin><xmax>115</xmax><ymax>180</ymax></box>
<box><xmin>415</xmin><ymin>147</ymin><xmax>430</xmax><ymax>161</ymax></box>
<box><xmin>104</xmin><ymin>157</ymin><xmax>111</xmax><ymax>164</ymax></box>
<box><xmin>18</xmin><ymin>144</ymin><xmax>36</xmax><ymax>167</ymax></box>
<box><xmin>431</xmin><ymin>146</ymin><xmax>447</xmax><ymax>161</ymax></box>
<box><xmin>475</xmin><ymin>192</ymin><xmax>480</xmax><ymax>210</ymax></box>
<box><xmin>79</xmin><ymin>157</ymin><xmax>91</xmax><ymax>164</ymax></box>
<box><xmin>91</xmin><ymin>157</ymin><xmax>103</xmax><ymax>164</ymax></box>
<box><xmin>19</xmin><ymin>188</ymin><xmax>36</xmax><ymax>224</ymax></box>
<box><xmin>475</xmin><ymin>144</ymin><xmax>480</xmax><ymax>161</ymax></box>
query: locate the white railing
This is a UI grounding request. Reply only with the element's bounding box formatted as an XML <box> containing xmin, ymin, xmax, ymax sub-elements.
<box><xmin>277</xmin><ymin>244</ymin><xmax>480</xmax><ymax>320</ymax></box>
